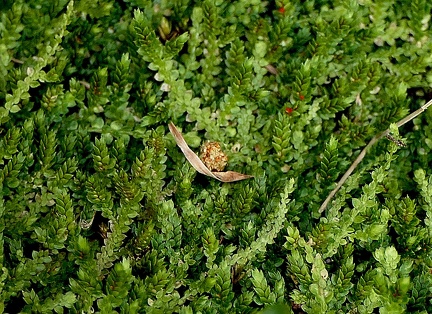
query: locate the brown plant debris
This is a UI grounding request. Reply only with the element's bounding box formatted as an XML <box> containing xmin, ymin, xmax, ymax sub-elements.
<box><xmin>168</xmin><ymin>122</ymin><xmax>253</xmax><ymax>183</ymax></box>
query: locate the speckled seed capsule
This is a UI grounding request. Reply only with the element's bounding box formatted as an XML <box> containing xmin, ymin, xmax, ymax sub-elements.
<box><xmin>199</xmin><ymin>141</ymin><xmax>228</xmax><ymax>172</ymax></box>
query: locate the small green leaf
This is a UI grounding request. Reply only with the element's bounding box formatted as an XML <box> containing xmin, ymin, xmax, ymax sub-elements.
<box><xmin>9</xmin><ymin>105</ymin><xmax>21</xmax><ymax>113</ymax></box>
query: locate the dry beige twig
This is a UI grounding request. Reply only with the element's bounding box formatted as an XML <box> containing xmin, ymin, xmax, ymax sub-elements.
<box><xmin>319</xmin><ymin>98</ymin><xmax>432</xmax><ymax>213</ymax></box>
<box><xmin>168</xmin><ymin>122</ymin><xmax>253</xmax><ymax>182</ymax></box>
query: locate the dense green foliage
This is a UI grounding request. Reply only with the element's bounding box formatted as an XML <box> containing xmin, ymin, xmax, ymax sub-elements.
<box><xmin>1</xmin><ymin>0</ymin><xmax>432</xmax><ymax>313</ymax></box>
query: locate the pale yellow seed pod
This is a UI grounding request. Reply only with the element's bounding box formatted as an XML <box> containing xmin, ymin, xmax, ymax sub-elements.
<box><xmin>199</xmin><ymin>141</ymin><xmax>228</xmax><ymax>172</ymax></box>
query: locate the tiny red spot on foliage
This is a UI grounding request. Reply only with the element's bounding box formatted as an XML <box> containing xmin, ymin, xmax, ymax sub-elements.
<box><xmin>299</xmin><ymin>94</ymin><xmax>305</xmax><ymax>100</ymax></box>
<box><xmin>278</xmin><ymin>7</ymin><xmax>285</xmax><ymax>14</ymax></box>
<box><xmin>285</xmin><ymin>107</ymin><xmax>293</xmax><ymax>115</ymax></box>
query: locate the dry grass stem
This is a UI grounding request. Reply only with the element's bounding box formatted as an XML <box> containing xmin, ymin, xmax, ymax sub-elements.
<box><xmin>319</xmin><ymin>98</ymin><xmax>432</xmax><ymax>213</ymax></box>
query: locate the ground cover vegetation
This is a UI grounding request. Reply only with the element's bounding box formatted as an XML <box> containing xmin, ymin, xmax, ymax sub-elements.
<box><xmin>1</xmin><ymin>0</ymin><xmax>432</xmax><ymax>313</ymax></box>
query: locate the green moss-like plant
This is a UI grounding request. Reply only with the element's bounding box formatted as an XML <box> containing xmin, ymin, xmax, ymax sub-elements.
<box><xmin>1</xmin><ymin>0</ymin><xmax>432</xmax><ymax>313</ymax></box>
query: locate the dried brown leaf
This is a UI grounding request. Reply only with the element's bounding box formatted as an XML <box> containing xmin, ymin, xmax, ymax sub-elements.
<box><xmin>264</xmin><ymin>64</ymin><xmax>278</xmax><ymax>75</ymax></box>
<box><xmin>212</xmin><ymin>171</ymin><xmax>254</xmax><ymax>182</ymax></box>
<box><xmin>168</xmin><ymin>122</ymin><xmax>253</xmax><ymax>182</ymax></box>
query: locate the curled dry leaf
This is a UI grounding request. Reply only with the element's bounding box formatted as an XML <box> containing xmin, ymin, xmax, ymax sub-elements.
<box><xmin>168</xmin><ymin>122</ymin><xmax>253</xmax><ymax>183</ymax></box>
